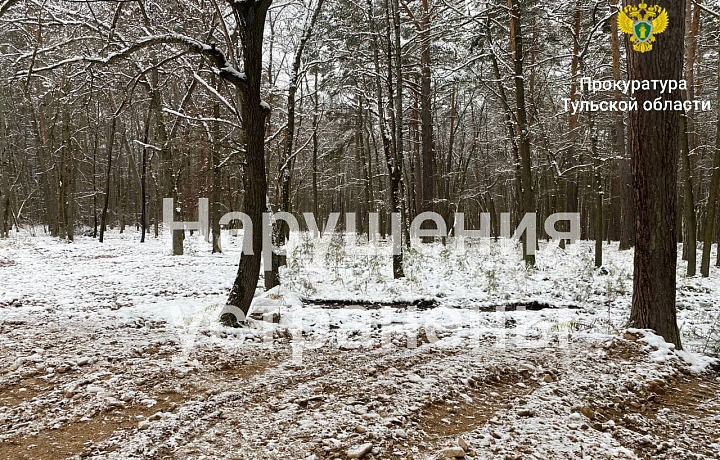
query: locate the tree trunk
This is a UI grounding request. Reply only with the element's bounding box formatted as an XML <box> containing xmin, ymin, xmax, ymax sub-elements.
<box><xmin>680</xmin><ymin>112</ymin><xmax>696</xmax><ymax>276</ymax></box>
<box><xmin>211</xmin><ymin>76</ymin><xmax>222</xmax><ymax>253</ymax></box>
<box><xmin>99</xmin><ymin>116</ymin><xmax>118</xmax><ymax>243</ymax></box>
<box><xmin>610</xmin><ymin>0</ymin><xmax>633</xmax><ymax>249</ymax></box>
<box><xmin>561</xmin><ymin>0</ymin><xmax>583</xmax><ymax>250</ymax></box>
<box><xmin>226</xmin><ymin>0</ymin><xmax>273</xmax><ymax>317</ymax></box>
<box><xmin>509</xmin><ymin>0</ymin><xmax>535</xmax><ymax>266</ymax></box>
<box><xmin>0</xmin><ymin>86</ymin><xmax>9</xmax><ymax>238</ymax></box>
<box><xmin>679</xmin><ymin>0</ymin><xmax>700</xmax><ymax>275</ymax></box>
<box><xmin>593</xmin><ymin>132</ymin><xmax>603</xmax><ymax>267</ymax></box>
<box><xmin>486</xmin><ymin>18</ymin><xmax>520</xmax><ymax>222</ymax></box>
<box><xmin>419</xmin><ymin>0</ymin><xmax>434</xmax><ymax>217</ymax></box>
<box><xmin>140</xmin><ymin>109</ymin><xmax>150</xmax><ymax>243</ymax></box>
<box><xmin>700</xmin><ymin>10</ymin><xmax>719</xmax><ymax>277</ymax></box>
<box><xmin>62</xmin><ymin>108</ymin><xmax>74</xmax><ymax>241</ymax></box>
<box><xmin>627</xmin><ymin>0</ymin><xmax>684</xmax><ymax>350</ymax></box>
<box><xmin>369</xmin><ymin>0</ymin><xmax>394</xmax><ymax>236</ymax></box>
<box><xmin>359</xmin><ymin>96</ymin><xmax>372</xmax><ymax>234</ymax></box>
<box><xmin>716</xmin><ymin>189</ymin><xmax>720</xmax><ymax>268</ymax></box>
<box><xmin>149</xmin><ymin>62</ymin><xmax>183</xmax><ymax>255</ymax></box>
<box><xmin>312</xmin><ymin>72</ymin><xmax>320</xmax><ymax>219</ymax></box>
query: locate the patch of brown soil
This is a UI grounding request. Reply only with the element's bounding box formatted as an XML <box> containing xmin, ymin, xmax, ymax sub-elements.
<box><xmin>0</xmin><ymin>355</ymin><xmax>280</xmax><ymax>460</ymax></box>
<box><xmin>0</xmin><ymin>378</ymin><xmax>51</xmax><ymax>407</ymax></box>
<box><xmin>605</xmin><ymin>372</ymin><xmax>720</xmax><ymax>459</ymax></box>
<box><xmin>0</xmin><ymin>392</ymin><xmax>183</xmax><ymax>460</ymax></box>
<box><xmin>420</xmin><ymin>372</ymin><xmax>537</xmax><ymax>437</ymax></box>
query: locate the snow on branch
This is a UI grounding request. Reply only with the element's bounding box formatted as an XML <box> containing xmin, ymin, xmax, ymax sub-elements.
<box><xmin>162</xmin><ymin>108</ymin><xmax>242</xmax><ymax>130</ymax></box>
<box><xmin>193</xmin><ymin>72</ymin><xmax>240</xmax><ymax>119</ymax></box>
<box><xmin>0</xmin><ymin>0</ymin><xmax>19</xmax><ymax>18</ymax></box>
<box><xmin>26</xmin><ymin>32</ymin><xmax>247</xmax><ymax>89</ymax></box>
<box><xmin>694</xmin><ymin>0</ymin><xmax>719</xmax><ymax>18</ymax></box>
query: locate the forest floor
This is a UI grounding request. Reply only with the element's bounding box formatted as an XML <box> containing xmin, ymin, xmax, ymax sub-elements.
<box><xmin>0</xmin><ymin>231</ymin><xmax>719</xmax><ymax>459</ymax></box>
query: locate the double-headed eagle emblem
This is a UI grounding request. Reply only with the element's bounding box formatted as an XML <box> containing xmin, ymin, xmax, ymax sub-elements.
<box><xmin>618</xmin><ymin>3</ymin><xmax>669</xmax><ymax>53</ymax></box>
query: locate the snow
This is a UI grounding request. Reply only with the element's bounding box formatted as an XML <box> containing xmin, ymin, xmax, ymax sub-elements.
<box><xmin>0</xmin><ymin>229</ymin><xmax>719</xmax><ymax>459</ymax></box>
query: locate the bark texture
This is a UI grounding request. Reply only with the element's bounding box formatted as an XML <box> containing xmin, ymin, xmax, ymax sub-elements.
<box><xmin>627</xmin><ymin>0</ymin><xmax>684</xmax><ymax>350</ymax></box>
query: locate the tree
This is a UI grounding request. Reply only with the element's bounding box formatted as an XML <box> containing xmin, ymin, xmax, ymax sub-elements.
<box><xmin>710</xmin><ymin>13</ymin><xmax>720</xmax><ymax>272</ymax></box>
<box><xmin>627</xmin><ymin>0</ymin><xmax>684</xmax><ymax>349</ymax></box>
<box><xmin>508</xmin><ymin>0</ymin><xmax>535</xmax><ymax>266</ymax></box>
<box><xmin>679</xmin><ymin>0</ymin><xmax>701</xmax><ymax>276</ymax></box>
<box><xmin>609</xmin><ymin>0</ymin><xmax>633</xmax><ymax>250</ymax></box>
<box><xmin>699</xmin><ymin>2</ymin><xmax>718</xmax><ymax>277</ymax></box>
<box><xmin>223</xmin><ymin>0</ymin><xmax>274</xmax><ymax>316</ymax></box>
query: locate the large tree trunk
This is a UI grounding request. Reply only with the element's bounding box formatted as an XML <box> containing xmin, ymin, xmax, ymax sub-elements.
<box><xmin>226</xmin><ymin>0</ymin><xmax>273</xmax><ymax>317</ymax></box>
<box><xmin>700</xmin><ymin>8</ymin><xmax>719</xmax><ymax>277</ymax></box>
<box><xmin>627</xmin><ymin>0</ymin><xmax>684</xmax><ymax>350</ymax></box>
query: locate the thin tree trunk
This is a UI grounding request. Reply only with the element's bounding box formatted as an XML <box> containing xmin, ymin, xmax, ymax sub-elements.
<box><xmin>391</xmin><ymin>0</ymin><xmax>406</xmax><ymax>275</ymax></box>
<box><xmin>359</xmin><ymin>96</ymin><xmax>372</xmax><ymax>234</ymax></box>
<box><xmin>211</xmin><ymin>75</ymin><xmax>222</xmax><ymax>253</ymax></box>
<box><xmin>680</xmin><ymin>0</ymin><xmax>700</xmax><ymax>275</ymax></box>
<box><xmin>419</xmin><ymin>0</ymin><xmax>434</xmax><ymax>217</ymax></box>
<box><xmin>99</xmin><ymin>116</ymin><xmax>117</xmax><ymax>243</ymax></box>
<box><xmin>92</xmin><ymin>108</ymin><xmax>99</xmax><ymax>238</ymax></box>
<box><xmin>149</xmin><ymin>61</ymin><xmax>184</xmax><ymax>255</ymax></box>
<box><xmin>680</xmin><ymin>112</ymin><xmax>697</xmax><ymax>276</ymax></box>
<box><xmin>716</xmin><ymin>190</ymin><xmax>720</xmax><ymax>267</ymax></box>
<box><xmin>312</xmin><ymin>72</ymin><xmax>320</xmax><ymax>219</ymax></box>
<box><xmin>140</xmin><ymin>109</ymin><xmax>150</xmax><ymax>243</ymax></box>
<box><xmin>509</xmin><ymin>0</ymin><xmax>535</xmax><ymax>265</ymax></box>
<box><xmin>444</xmin><ymin>82</ymin><xmax>457</xmax><ymax>227</ymax></box>
<box><xmin>593</xmin><ymin>132</ymin><xmax>603</xmax><ymax>267</ymax></box>
<box><xmin>610</xmin><ymin>0</ymin><xmax>633</xmax><ymax>249</ymax></box>
<box><xmin>0</xmin><ymin>85</ymin><xmax>9</xmax><ymax>238</ymax></box>
<box><xmin>62</xmin><ymin>108</ymin><xmax>74</xmax><ymax>241</ymax></box>
<box><xmin>486</xmin><ymin>18</ymin><xmax>520</xmax><ymax>219</ymax></box>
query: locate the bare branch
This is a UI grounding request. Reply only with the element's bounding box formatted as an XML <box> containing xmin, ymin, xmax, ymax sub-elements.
<box><xmin>25</xmin><ymin>33</ymin><xmax>247</xmax><ymax>89</ymax></box>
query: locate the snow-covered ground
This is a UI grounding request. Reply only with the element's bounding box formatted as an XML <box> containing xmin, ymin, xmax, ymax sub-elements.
<box><xmin>0</xmin><ymin>230</ymin><xmax>719</xmax><ymax>459</ymax></box>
